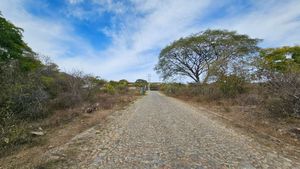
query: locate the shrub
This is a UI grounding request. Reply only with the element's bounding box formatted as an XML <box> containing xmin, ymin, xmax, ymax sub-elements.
<box><xmin>116</xmin><ymin>80</ymin><xmax>128</xmax><ymax>93</ymax></box>
<box><xmin>264</xmin><ymin>73</ymin><xmax>300</xmax><ymax>117</ymax></box>
<box><xmin>103</xmin><ymin>83</ymin><xmax>116</xmax><ymax>95</ymax></box>
<box><xmin>218</xmin><ymin>75</ymin><xmax>247</xmax><ymax>98</ymax></box>
<box><xmin>0</xmin><ymin>62</ymin><xmax>49</xmax><ymax>120</ymax></box>
<box><xmin>11</xmin><ymin>86</ymin><xmax>49</xmax><ymax>120</ymax></box>
<box><xmin>0</xmin><ymin>117</ymin><xmax>40</xmax><ymax>157</ymax></box>
<box><xmin>134</xmin><ymin>79</ymin><xmax>147</xmax><ymax>88</ymax></box>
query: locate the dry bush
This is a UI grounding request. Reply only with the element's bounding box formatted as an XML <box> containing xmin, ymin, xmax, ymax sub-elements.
<box><xmin>235</xmin><ymin>93</ymin><xmax>262</xmax><ymax>106</ymax></box>
<box><xmin>0</xmin><ymin>62</ymin><xmax>49</xmax><ymax>120</ymax></box>
<box><xmin>0</xmin><ymin>63</ymin><xmax>49</xmax><ymax>156</ymax></box>
<box><xmin>232</xmin><ymin>84</ymin><xmax>263</xmax><ymax>106</ymax></box>
<box><xmin>195</xmin><ymin>84</ymin><xmax>223</xmax><ymax>101</ymax></box>
<box><xmin>161</xmin><ymin>83</ymin><xmax>223</xmax><ymax>102</ymax></box>
<box><xmin>49</xmin><ymin>71</ymin><xmax>87</xmax><ymax>109</ymax></box>
<box><xmin>264</xmin><ymin>73</ymin><xmax>300</xmax><ymax>117</ymax></box>
<box><xmin>217</xmin><ymin>75</ymin><xmax>247</xmax><ymax>98</ymax></box>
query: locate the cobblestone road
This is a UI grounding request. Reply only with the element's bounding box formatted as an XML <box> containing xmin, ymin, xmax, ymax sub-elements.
<box><xmin>40</xmin><ymin>91</ymin><xmax>300</xmax><ymax>169</ymax></box>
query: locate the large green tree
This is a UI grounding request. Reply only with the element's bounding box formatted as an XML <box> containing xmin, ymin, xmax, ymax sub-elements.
<box><xmin>134</xmin><ymin>79</ymin><xmax>147</xmax><ymax>87</ymax></box>
<box><xmin>0</xmin><ymin>13</ymin><xmax>41</xmax><ymax>71</ymax></box>
<box><xmin>155</xmin><ymin>29</ymin><xmax>261</xmax><ymax>83</ymax></box>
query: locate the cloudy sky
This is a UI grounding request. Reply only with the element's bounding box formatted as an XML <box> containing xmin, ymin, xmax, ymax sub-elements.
<box><xmin>0</xmin><ymin>0</ymin><xmax>300</xmax><ymax>82</ymax></box>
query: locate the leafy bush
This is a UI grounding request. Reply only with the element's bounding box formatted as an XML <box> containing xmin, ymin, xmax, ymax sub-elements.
<box><xmin>218</xmin><ymin>75</ymin><xmax>247</xmax><ymax>98</ymax></box>
<box><xmin>116</xmin><ymin>80</ymin><xmax>128</xmax><ymax>93</ymax></box>
<box><xmin>103</xmin><ymin>83</ymin><xmax>116</xmax><ymax>95</ymax></box>
<box><xmin>134</xmin><ymin>79</ymin><xmax>147</xmax><ymax>87</ymax></box>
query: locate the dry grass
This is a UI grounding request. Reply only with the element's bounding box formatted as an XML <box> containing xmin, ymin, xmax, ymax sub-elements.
<box><xmin>163</xmin><ymin>82</ymin><xmax>300</xmax><ymax>149</ymax></box>
<box><xmin>173</xmin><ymin>93</ymin><xmax>300</xmax><ymax>158</ymax></box>
<box><xmin>0</xmin><ymin>92</ymin><xmax>138</xmax><ymax>169</ymax></box>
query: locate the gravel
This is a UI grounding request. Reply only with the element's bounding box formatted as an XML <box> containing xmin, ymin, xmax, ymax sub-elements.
<box><xmin>39</xmin><ymin>91</ymin><xmax>300</xmax><ymax>169</ymax></box>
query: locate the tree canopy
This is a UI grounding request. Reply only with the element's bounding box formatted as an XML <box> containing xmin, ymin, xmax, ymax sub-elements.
<box><xmin>135</xmin><ymin>79</ymin><xmax>147</xmax><ymax>87</ymax></box>
<box><xmin>155</xmin><ymin>29</ymin><xmax>261</xmax><ymax>83</ymax></box>
<box><xmin>0</xmin><ymin>13</ymin><xmax>41</xmax><ymax>71</ymax></box>
<box><xmin>259</xmin><ymin>46</ymin><xmax>300</xmax><ymax>73</ymax></box>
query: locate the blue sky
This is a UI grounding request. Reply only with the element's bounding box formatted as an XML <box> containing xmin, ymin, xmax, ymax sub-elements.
<box><xmin>1</xmin><ymin>0</ymin><xmax>300</xmax><ymax>82</ymax></box>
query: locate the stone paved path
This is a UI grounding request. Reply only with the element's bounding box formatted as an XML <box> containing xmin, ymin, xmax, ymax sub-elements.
<box><xmin>39</xmin><ymin>91</ymin><xmax>300</xmax><ymax>169</ymax></box>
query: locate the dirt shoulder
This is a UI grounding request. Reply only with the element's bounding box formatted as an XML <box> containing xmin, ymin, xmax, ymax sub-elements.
<box><xmin>0</xmin><ymin>94</ymin><xmax>138</xmax><ymax>169</ymax></box>
<box><xmin>32</xmin><ymin>91</ymin><xmax>300</xmax><ymax>168</ymax></box>
<box><xmin>170</xmin><ymin>95</ymin><xmax>300</xmax><ymax>160</ymax></box>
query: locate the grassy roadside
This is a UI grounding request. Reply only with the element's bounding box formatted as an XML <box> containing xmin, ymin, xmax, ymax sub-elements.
<box><xmin>163</xmin><ymin>91</ymin><xmax>300</xmax><ymax>158</ymax></box>
<box><xmin>0</xmin><ymin>92</ymin><xmax>138</xmax><ymax>169</ymax></box>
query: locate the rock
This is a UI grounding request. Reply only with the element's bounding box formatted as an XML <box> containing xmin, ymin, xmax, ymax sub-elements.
<box><xmin>30</xmin><ymin>131</ymin><xmax>45</xmax><ymax>136</ymax></box>
<box><xmin>291</xmin><ymin>128</ymin><xmax>300</xmax><ymax>133</ymax></box>
<box><xmin>85</xmin><ymin>107</ymin><xmax>93</xmax><ymax>113</ymax></box>
<box><xmin>289</xmin><ymin>128</ymin><xmax>300</xmax><ymax>139</ymax></box>
<box><xmin>262</xmin><ymin>121</ymin><xmax>269</xmax><ymax>125</ymax></box>
<box><xmin>85</xmin><ymin>103</ymin><xmax>100</xmax><ymax>113</ymax></box>
<box><xmin>38</xmin><ymin>127</ymin><xmax>43</xmax><ymax>131</ymax></box>
<box><xmin>277</xmin><ymin>128</ymin><xmax>285</xmax><ymax>135</ymax></box>
<box><xmin>4</xmin><ymin>137</ymin><xmax>9</xmax><ymax>144</ymax></box>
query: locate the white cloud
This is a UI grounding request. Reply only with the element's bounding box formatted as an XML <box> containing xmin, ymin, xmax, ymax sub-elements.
<box><xmin>82</xmin><ymin>0</ymin><xmax>213</xmax><ymax>81</ymax></box>
<box><xmin>1</xmin><ymin>0</ymin><xmax>300</xmax><ymax>82</ymax></box>
<box><xmin>54</xmin><ymin>0</ymin><xmax>214</xmax><ymax>81</ymax></box>
<box><xmin>67</xmin><ymin>0</ymin><xmax>84</xmax><ymax>4</ymax></box>
<box><xmin>65</xmin><ymin>0</ymin><xmax>127</xmax><ymax>20</ymax></box>
<box><xmin>208</xmin><ymin>0</ymin><xmax>300</xmax><ymax>47</ymax></box>
<box><xmin>0</xmin><ymin>0</ymin><xmax>91</xmax><ymax>59</ymax></box>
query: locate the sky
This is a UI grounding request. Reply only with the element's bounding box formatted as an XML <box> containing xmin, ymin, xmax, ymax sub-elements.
<box><xmin>0</xmin><ymin>0</ymin><xmax>300</xmax><ymax>82</ymax></box>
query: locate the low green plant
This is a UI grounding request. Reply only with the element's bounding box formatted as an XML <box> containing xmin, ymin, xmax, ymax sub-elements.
<box><xmin>218</xmin><ymin>75</ymin><xmax>247</xmax><ymax>98</ymax></box>
<box><xmin>103</xmin><ymin>83</ymin><xmax>116</xmax><ymax>95</ymax></box>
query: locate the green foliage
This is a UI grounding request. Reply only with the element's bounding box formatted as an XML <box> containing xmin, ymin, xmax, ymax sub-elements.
<box><xmin>134</xmin><ymin>79</ymin><xmax>147</xmax><ymax>87</ymax></box>
<box><xmin>119</xmin><ymin>79</ymin><xmax>129</xmax><ymax>85</ymax></box>
<box><xmin>0</xmin><ymin>13</ymin><xmax>134</xmax><ymax>156</ymax></box>
<box><xmin>149</xmin><ymin>83</ymin><xmax>161</xmax><ymax>91</ymax></box>
<box><xmin>102</xmin><ymin>80</ymin><xmax>130</xmax><ymax>94</ymax></box>
<box><xmin>218</xmin><ymin>75</ymin><xmax>247</xmax><ymax>97</ymax></box>
<box><xmin>116</xmin><ymin>80</ymin><xmax>128</xmax><ymax>93</ymax></box>
<box><xmin>257</xmin><ymin>46</ymin><xmax>300</xmax><ymax>117</ymax></box>
<box><xmin>103</xmin><ymin>83</ymin><xmax>116</xmax><ymax>94</ymax></box>
<box><xmin>90</xmin><ymin>77</ymin><xmax>106</xmax><ymax>87</ymax></box>
<box><xmin>18</xmin><ymin>56</ymin><xmax>43</xmax><ymax>71</ymax></box>
<box><xmin>260</xmin><ymin>46</ymin><xmax>300</xmax><ymax>73</ymax></box>
<box><xmin>0</xmin><ymin>14</ymin><xmax>42</xmax><ymax>72</ymax></box>
<box><xmin>0</xmin><ymin>13</ymin><xmax>111</xmax><ymax>154</ymax></box>
<box><xmin>155</xmin><ymin>29</ymin><xmax>261</xmax><ymax>82</ymax></box>
<box><xmin>0</xmin><ymin>14</ymin><xmax>30</xmax><ymax>61</ymax></box>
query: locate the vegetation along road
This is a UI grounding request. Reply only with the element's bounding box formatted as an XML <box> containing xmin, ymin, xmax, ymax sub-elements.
<box><xmin>37</xmin><ymin>91</ymin><xmax>299</xmax><ymax>169</ymax></box>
